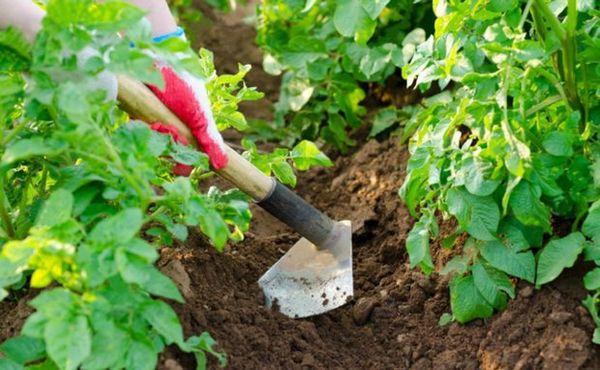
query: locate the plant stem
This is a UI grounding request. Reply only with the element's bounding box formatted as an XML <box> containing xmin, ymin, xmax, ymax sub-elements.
<box><xmin>566</xmin><ymin>0</ymin><xmax>577</xmax><ymax>34</ymax></box>
<box><xmin>562</xmin><ymin>0</ymin><xmax>582</xmax><ymax>120</ymax></box>
<box><xmin>91</xmin><ymin>124</ymin><xmax>151</xmax><ymax>210</ymax></box>
<box><xmin>2</xmin><ymin>120</ymin><xmax>29</xmax><ymax>146</ymax></box>
<box><xmin>533</xmin><ymin>0</ymin><xmax>582</xmax><ymax>122</ymax></box>
<box><xmin>0</xmin><ymin>181</ymin><xmax>15</xmax><ymax>239</ymax></box>
<box><xmin>149</xmin><ymin>205</ymin><xmax>166</xmax><ymax>220</ymax></box>
<box><xmin>533</xmin><ymin>0</ymin><xmax>566</xmax><ymax>40</ymax></box>
<box><xmin>518</xmin><ymin>0</ymin><xmax>535</xmax><ymax>30</ymax></box>
<box><xmin>525</xmin><ymin>95</ymin><xmax>563</xmax><ymax>117</ymax></box>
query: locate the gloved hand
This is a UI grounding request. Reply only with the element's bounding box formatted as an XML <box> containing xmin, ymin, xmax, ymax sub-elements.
<box><xmin>146</xmin><ymin>27</ymin><xmax>228</xmax><ymax>171</ymax></box>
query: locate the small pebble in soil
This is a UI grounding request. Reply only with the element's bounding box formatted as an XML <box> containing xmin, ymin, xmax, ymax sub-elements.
<box><xmin>519</xmin><ymin>285</ymin><xmax>534</xmax><ymax>298</ymax></box>
<box><xmin>163</xmin><ymin>359</ymin><xmax>184</xmax><ymax>370</ymax></box>
<box><xmin>396</xmin><ymin>333</ymin><xmax>410</xmax><ymax>344</ymax></box>
<box><xmin>352</xmin><ymin>296</ymin><xmax>378</xmax><ymax>325</ymax></box>
<box><xmin>301</xmin><ymin>353</ymin><xmax>316</xmax><ymax>367</ymax></box>
<box><xmin>379</xmin><ymin>289</ymin><xmax>388</xmax><ymax>298</ymax></box>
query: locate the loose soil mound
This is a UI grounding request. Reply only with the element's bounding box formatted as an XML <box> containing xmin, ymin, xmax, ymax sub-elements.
<box><xmin>1</xmin><ymin>3</ymin><xmax>600</xmax><ymax>370</ymax></box>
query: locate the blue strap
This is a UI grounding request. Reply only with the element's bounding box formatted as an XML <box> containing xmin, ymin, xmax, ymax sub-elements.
<box><xmin>152</xmin><ymin>26</ymin><xmax>185</xmax><ymax>43</ymax></box>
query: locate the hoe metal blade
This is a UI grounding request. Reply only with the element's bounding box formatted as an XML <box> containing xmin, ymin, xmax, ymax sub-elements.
<box><xmin>258</xmin><ymin>220</ymin><xmax>353</xmax><ymax>318</ymax></box>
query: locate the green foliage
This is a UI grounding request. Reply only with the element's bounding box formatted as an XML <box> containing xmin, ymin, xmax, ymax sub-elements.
<box><xmin>197</xmin><ymin>47</ymin><xmax>333</xmax><ymax>188</ymax></box>
<box><xmin>400</xmin><ymin>0</ymin><xmax>600</xmax><ymax>340</ymax></box>
<box><xmin>255</xmin><ymin>0</ymin><xmax>433</xmax><ymax>151</ymax></box>
<box><xmin>241</xmin><ymin>138</ymin><xmax>333</xmax><ymax>187</ymax></box>
<box><xmin>0</xmin><ymin>0</ymin><xmax>326</xmax><ymax>367</ymax></box>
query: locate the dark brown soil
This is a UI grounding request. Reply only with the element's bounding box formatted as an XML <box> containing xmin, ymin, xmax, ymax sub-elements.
<box><xmin>156</xmin><ymin>137</ymin><xmax>600</xmax><ymax>370</ymax></box>
<box><xmin>2</xmin><ymin>3</ymin><xmax>600</xmax><ymax>370</ymax></box>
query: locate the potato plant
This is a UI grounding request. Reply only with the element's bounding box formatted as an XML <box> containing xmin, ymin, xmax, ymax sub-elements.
<box><xmin>254</xmin><ymin>0</ymin><xmax>433</xmax><ymax>151</ymax></box>
<box><xmin>400</xmin><ymin>0</ymin><xmax>600</xmax><ymax>342</ymax></box>
<box><xmin>0</xmin><ymin>0</ymin><xmax>330</xmax><ymax>369</ymax></box>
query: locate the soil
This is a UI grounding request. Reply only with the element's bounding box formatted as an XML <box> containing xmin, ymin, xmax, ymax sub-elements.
<box><xmin>156</xmin><ymin>137</ymin><xmax>600</xmax><ymax>369</ymax></box>
<box><xmin>2</xmin><ymin>3</ymin><xmax>600</xmax><ymax>370</ymax></box>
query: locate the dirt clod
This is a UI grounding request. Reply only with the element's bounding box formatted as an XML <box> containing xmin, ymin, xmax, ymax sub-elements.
<box><xmin>352</xmin><ymin>297</ymin><xmax>378</xmax><ymax>325</ymax></box>
<box><xmin>160</xmin><ymin>259</ymin><xmax>193</xmax><ymax>299</ymax></box>
<box><xmin>550</xmin><ymin>311</ymin><xmax>575</xmax><ymax>324</ymax></box>
<box><xmin>519</xmin><ymin>285</ymin><xmax>534</xmax><ymax>298</ymax></box>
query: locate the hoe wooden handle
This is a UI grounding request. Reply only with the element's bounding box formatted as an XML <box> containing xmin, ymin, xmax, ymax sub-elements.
<box><xmin>116</xmin><ymin>75</ymin><xmax>274</xmax><ymax>201</ymax></box>
<box><xmin>116</xmin><ymin>75</ymin><xmax>336</xmax><ymax>246</ymax></box>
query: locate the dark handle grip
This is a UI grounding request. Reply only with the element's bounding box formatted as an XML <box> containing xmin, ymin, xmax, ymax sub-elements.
<box><xmin>258</xmin><ymin>181</ymin><xmax>335</xmax><ymax>247</ymax></box>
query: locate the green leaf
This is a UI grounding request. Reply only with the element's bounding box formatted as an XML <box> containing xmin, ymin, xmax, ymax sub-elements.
<box><xmin>480</xmin><ymin>240</ymin><xmax>535</xmax><ymax>283</ymax></box>
<box><xmin>438</xmin><ymin>313</ymin><xmax>454</xmax><ymax>326</ymax></box>
<box><xmin>487</xmin><ymin>0</ymin><xmax>519</xmax><ymax>12</ymax></box>
<box><xmin>441</xmin><ymin>255</ymin><xmax>471</xmax><ymax>276</ymax></box>
<box><xmin>333</xmin><ymin>0</ymin><xmax>377</xmax><ymax>44</ymax></box>
<box><xmin>0</xmin><ymin>336</ymin><xmax>45</xmax><ymax>364</ymax></box>
<box><xmin>44</xmin><ymin>315</ymin><xmax>91</xmax><ymax>370</ymax></box>
<box><xmin>584</xmin><ymin>268</ymin><xmax>600</xmax><ymax>291</ymax></box>
<box><xmin>29</xmin><ymin>289</ymin><xmax>78</xmax><ymax>319</ymax></box>
<box><xmin>450</xmin><ymin>275</ymin><xmax>494</xmax><ymax>323</ymax></box>
<box><xmin>359</xmin><ymin>0</ymin><xmax>390</xmax><ymax>19</ymax></box>
<box><xmin>472</xmin><ymin>262</ymin><xmax>514</xmax><ymax>309</ymax></box>
<box><xmin>582</xmin><ymin>294</ymin><xmax>600</xmax><ymax>328</ymax></box>
<box><xmin>149</xmin><ymin>269</ymin><xmax>186</xmax><ymax>302</ymax></box>
<box><xmin>537</xmin><ymin>232</ymin><xmax>586</xmax><ymax>286</ymax></box>
<box><xmin>291</xmin><ymin>141</ymin><xmax>333</xmax><ymax>171</ymax></box>
<box><xmin>583</xmin><ymin>200</ymin><xmax>600</xmax><ymax>240</ymax></box>
<box><xmin>0</xmin><ymin>359</ymin><xmax>21</xmax><ymax>370</ymax></box>
<box><xmin>36</xmin><ymin>189</ymin><xmax>74</xmax><ymax>228</ymax></box>
<box><xmin>25</xmin><ymin>359</ymin><xmax>60</xmax><ymax>370</ymax></box>
<box><xmin>594</xmin><ymin>328</ymin><xmax>600</xmax><ymax>345</ymax></box>
<box><xmin>170</xmin><ymin>143</ymin><xmax>209</xmax><ymax>169</ymax></box>
<box><xmin>499</xmin><ymin>221</ymin><xmax>530</xmax><ymax>252</ymax></box>
<box><xmin>141</xmin><ymin>300</ymin><xmax>184</xmax><ymax>346</ymax></box>
<box><xmin>584</xmin><ymin>240</ymin><xmax>600</xmax><ymax>263</ymax></box>
<box><xmin>406</xmin><ymin>221</ymin><xmax>434</xmax><ymax>275</ymax></box>
<box><xmin>125</xmin><ymin>338</ymin><xmax>157</xmax><ymax>370</ymax></box>
<box><xmin>2</xmin><ymin>138</ymin><xmax>65</xmax><ymax>164</ymax></box>
<box><xmin>462</xmin><ymin>156</ymin><xmax>500</xmax><ymax>196</ymax></box>
<box><xmin>279</xmin><ymin>75</ymin><xmax>314</xmax><ymax>112</ymax></box>
<box><xmin>21</xmin><ymin>313</ymin><xmax>47</xmax><ymax>339</ymax></box>
<box><xmin>188</xmin><ymin>198</ymin><xmax>230</xmax><ymax>250</ymax></box>
<box><xmin>182</xmin><ymin>332</ymin><xmax>227</xmax><ymax>368</ymax></box>
<box><xmin>271</xmin><ymin>161</ymin><xmax>297</xmax><ymax>187</ymax></box>
<box><xmin>88</xmin><ymin>208</ymin><xmax>143</xmax><ymax>245</ymax></box>
<box><xmin>446</xmin><ymin>188</ymin><xmax>499</xmax><ymax>241</ymax></box>
<box><xmin>115</xmin><ymin>249</ymin><xmax>183</xmax><ymax>302</ymax></box>
<box><xmin>369</xmin><ymin>107</ymin><xmax>398</xmax><ymax>137</ymax></box>
<box><xmin>0</xmin><ymin>27</ymin><xmax>31</xmax><ymax>61</ymax></box>
<box><xmin>542</xmin><ymin>132</ymin><xmax>573</xmax><ymax>157</ymax></box>
<box><xmin>509</xmin><ymin>181</ymin><xmax>551</xmax><ymax>231</ymax></box>
<box><xmin>47</xmin><ymin>0</ymin><xmax>145</xmax><ymax>31</ymax></box>
<box><xmin>81</xmin><ymin>320</ymin><xmax>128</xmax><ymax>370</ymax></box>
<box><xmin>358</xmin><ymin>45</ymin><xmax>394</xmax><ymax>78</ymax></box>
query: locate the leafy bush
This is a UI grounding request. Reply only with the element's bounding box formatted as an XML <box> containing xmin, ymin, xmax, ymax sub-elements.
<box><xmin>0</xmin><ymin>0</ymin><xmax>329</xmax><ymax>368</ymax></box>
<box><xmin>255</xmin><ymin>0</ymin><xmax>433</xmax><ymax>151</ymax></box>
<box><xmin>400</xmin><ymin>0</ymin><xmax>600</xmax><ymax>342</ymax></box>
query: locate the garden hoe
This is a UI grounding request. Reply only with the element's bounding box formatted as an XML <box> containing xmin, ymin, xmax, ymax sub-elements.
<box><xmin>116</xmin><ymin>76</ymin><xmax>353</xmax><ymax>318</ymax></box>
